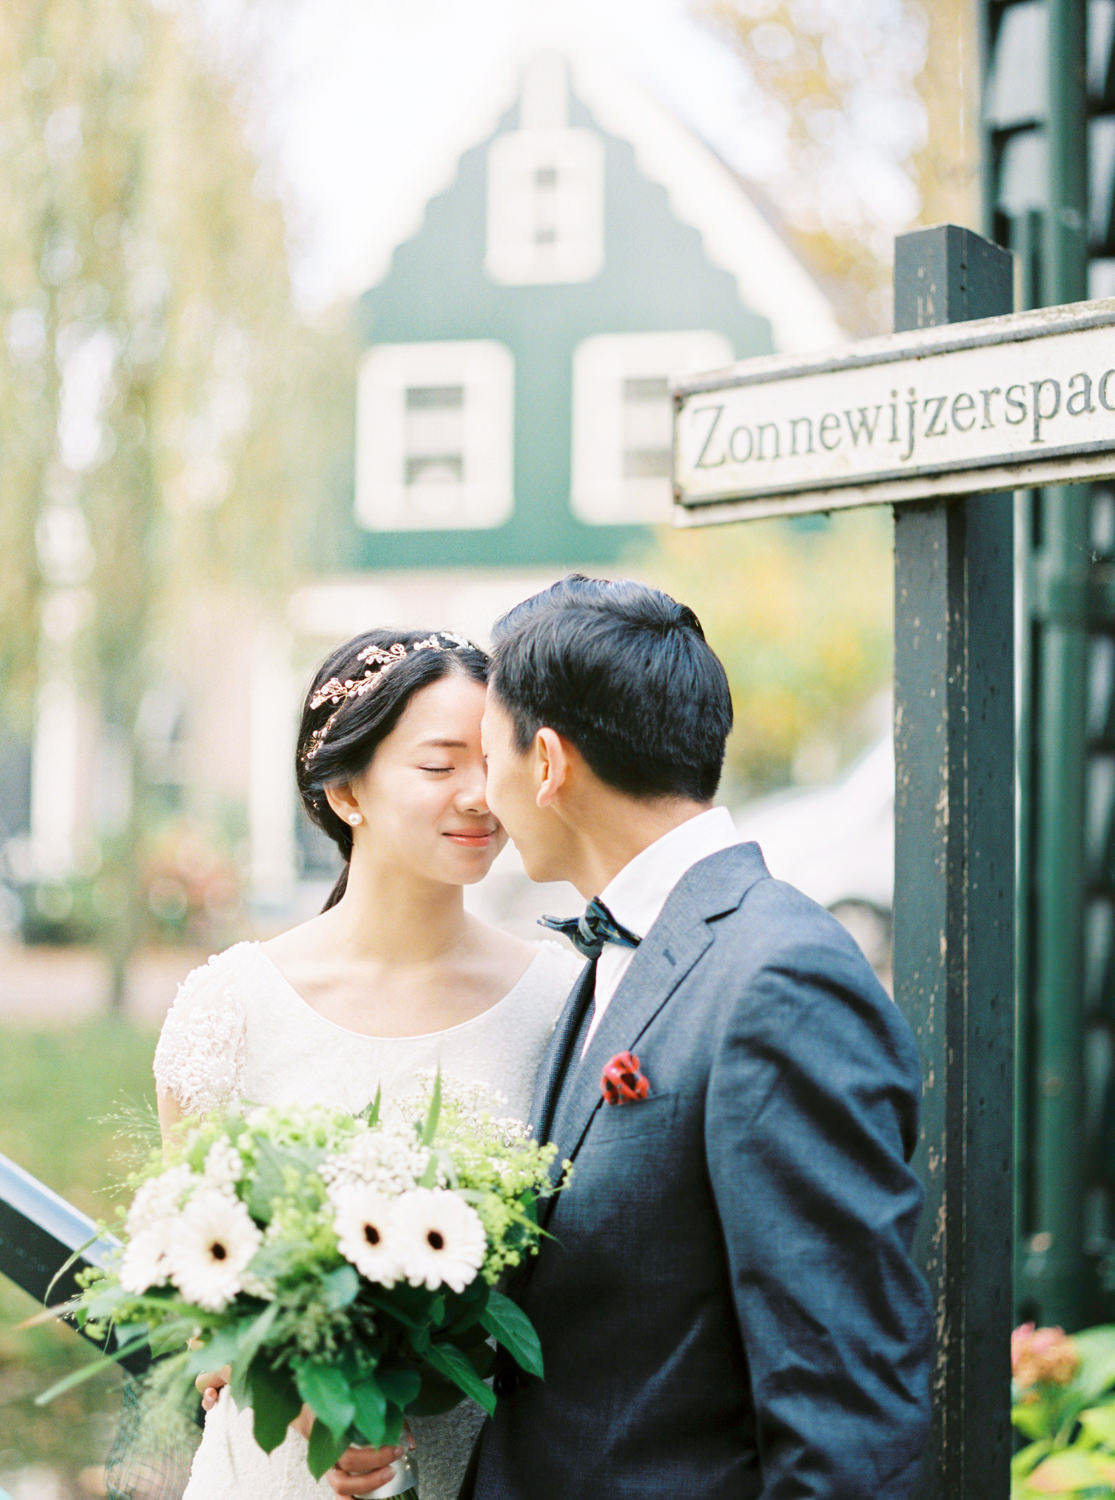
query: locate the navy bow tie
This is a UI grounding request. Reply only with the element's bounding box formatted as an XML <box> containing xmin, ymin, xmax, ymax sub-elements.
<box><xmin>538</xmin><ymin>896</ymin><xmax>642</xmax><ymax>961</ymax></box>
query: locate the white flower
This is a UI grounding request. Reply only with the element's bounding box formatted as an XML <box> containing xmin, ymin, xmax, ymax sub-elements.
<box><xmin>331</xmin><ymin>1185</ymin><xmax>404</xmax><ymax>1287</ymax></box>
<box><xmin>322</xmin><ymin>1128</ymin><xmax>434</xmax><ymax>1196</ymax></box>
<box><xmin>118</xmin><ymin>1224</ymin><xmax>172</xmax><ymax>1294</ymax></box>
<box><xmin>393</xmin><ymin>1189</ymin><xmax>487</xmax><ymax>1294</ymax></box>
<box><xmin>165</xmin><ymin>1188</ymin><xmax>262</xmax><ymax>1311</ymax></box>
<box><xmin>124</xmin><ymin>1165</ymin><xmax>194</xmax><ymax>1238</ymax></box>
<box><xmin>203</xmin><ymin>1139</ymin><xmax>243</xmax><ymax>1190</ymax></box>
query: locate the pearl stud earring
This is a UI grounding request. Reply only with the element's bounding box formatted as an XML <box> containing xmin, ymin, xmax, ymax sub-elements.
<box><xmin>348</xmin><ymin>813</ymin><xmax>362</xmax><ymax>827</ymax></box>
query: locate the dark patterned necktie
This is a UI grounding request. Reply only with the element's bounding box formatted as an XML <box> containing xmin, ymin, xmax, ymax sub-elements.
<box><xmin>538</xmin><ymin>895</ymin><xmax>641</xmax><ymax>961</ymax></box>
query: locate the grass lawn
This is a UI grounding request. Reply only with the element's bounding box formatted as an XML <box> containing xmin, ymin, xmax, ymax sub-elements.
<box><xmin>0</xmin><ymin>1018</ymin><xmax>163</xmax><ymax>1490</ymax></box>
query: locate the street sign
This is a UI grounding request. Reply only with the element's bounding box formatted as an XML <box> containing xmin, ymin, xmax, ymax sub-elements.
<box><xmin>672</xmin><ymin>296</ymin><xmax>1115</xmax><ymax>523</ymax></box>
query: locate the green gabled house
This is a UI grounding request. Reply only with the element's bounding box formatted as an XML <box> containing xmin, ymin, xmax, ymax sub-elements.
<box><xmin>271</xmin><ymin>49</ymin><xmax>842</xmax><ymax>899</ymax></box>
<box><xmin>335</xmin><ymin>48</ymin><xmax>840</xmax><ymax>579</ymax></box>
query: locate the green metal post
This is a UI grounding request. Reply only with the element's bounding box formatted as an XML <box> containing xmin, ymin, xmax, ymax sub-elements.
<box><xmin>1045</xmin><ymin>0</ymin><xmax>1089</xmax><ymax>301</ymax></box>
<box><xmin>893</xmin><ymin>225</ymin><xmax>1015</xmax><ymax>1500</ymax></box>
<box><xmin>1017</xmin><ymin>0</ymin><xmax>1093</xmax><ymax>1327</ymax></box>
<box><xmin>1025</xmin><ymin>499</ymin><xmax>1091</xmax><ymax>1323</ymax></box>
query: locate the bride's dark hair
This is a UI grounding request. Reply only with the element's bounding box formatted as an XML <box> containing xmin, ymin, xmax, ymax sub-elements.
<box><xmin>296</xmin><ymin>628</ymin><xmax>489</xmax><ymax>911</ymax></box>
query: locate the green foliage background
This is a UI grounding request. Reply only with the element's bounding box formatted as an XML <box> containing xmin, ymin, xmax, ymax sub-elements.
<box><xmin>0</xmin><ymin>1019</ymin><xmax>160</xmax><ymax>1487</ymax></box>
<box><xmin>637</xmin><ymin>508</ymin><xmax>893</xmax><ymax>796</ymax></box>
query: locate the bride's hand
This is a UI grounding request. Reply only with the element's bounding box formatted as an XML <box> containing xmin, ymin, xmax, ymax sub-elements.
<box><xmin>326</xmin><ymin>1436</ymin><xmax>412</xmax><ymax>1497</ymax></box>
<box><xmin>194</xmin><ymin>1364</ymin><xmax>231</xmax><ymax>1413</ymax></box>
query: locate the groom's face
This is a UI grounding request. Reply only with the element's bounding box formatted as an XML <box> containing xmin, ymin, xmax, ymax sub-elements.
<box><xmin>480</xmin><ymin>690</ymin><xmax>556</xmax><ymax>882</ymax></box>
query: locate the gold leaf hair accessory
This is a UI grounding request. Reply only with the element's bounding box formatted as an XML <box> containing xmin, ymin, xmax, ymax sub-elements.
<box><xmin>303</xmin><ymin>631</ymin><xmax>479</xmax><ymax>763</ymax></box>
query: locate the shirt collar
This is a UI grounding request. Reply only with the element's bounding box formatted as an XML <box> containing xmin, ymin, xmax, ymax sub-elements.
<box><xmin>598</xmin><ymin>806</ymin><xmax>738</xmax><ymax>943</ymax></box>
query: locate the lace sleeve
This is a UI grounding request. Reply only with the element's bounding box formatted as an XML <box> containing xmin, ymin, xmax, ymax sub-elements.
<box><xmin>153</xmin><ymin>951</ymin><xmax>247</xmax><ymax>1115</ymax></box>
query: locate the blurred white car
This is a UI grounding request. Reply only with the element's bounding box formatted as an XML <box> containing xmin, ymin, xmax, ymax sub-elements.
<box><xmin>733</xmin><ymin>735</ymin><xmax>895</xmax><ymax>978</ymax></box>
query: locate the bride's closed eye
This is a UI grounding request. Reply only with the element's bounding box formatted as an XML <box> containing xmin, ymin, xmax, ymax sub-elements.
<box><xmin>419</xmin><ymin>764</ymin><xmax>454</xmax><ymax>774</ymax></box>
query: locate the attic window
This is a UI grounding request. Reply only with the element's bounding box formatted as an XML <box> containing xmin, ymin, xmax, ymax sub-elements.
<box><xmin>355</xmin><ymin>341</ymin><xmax>514</xmax><ymax>532</ymax></box>
<box><xmin>572</xmin><ymin>331</ymin><xmax>733</xmax><ymax>524</ymax></box>
<box><xmin>486</xmin><ymin>128</ymin><xmax>605</xmax><ymax>285</ymax></box>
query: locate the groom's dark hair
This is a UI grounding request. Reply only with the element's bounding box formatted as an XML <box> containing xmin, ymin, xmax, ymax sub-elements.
<box><xmin>489</xmin><ymin>575</ymin><xmax>732</xmax><ymax>802</ymax></box>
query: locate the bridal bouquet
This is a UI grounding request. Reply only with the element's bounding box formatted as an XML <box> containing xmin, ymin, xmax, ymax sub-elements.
<box><xmin>40</xmin><ymin>1080</ymin><xmax>566</xmax><ymax>1494</ymax></box>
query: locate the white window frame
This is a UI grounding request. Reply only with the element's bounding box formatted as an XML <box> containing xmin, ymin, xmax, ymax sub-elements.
<box><xmin>571</xmin><ymin>331</ymin><xmax>734</xmax><ymax>524</ymax></box>
<box><xmin>486</xmin><ymin>128</ymin><xmax>605</xmax><ymax>286</ymax></box>
<box><xmin>355</xmin><ymin>341</ymin><xmax>514</xmax><ymax>532</ymax></box>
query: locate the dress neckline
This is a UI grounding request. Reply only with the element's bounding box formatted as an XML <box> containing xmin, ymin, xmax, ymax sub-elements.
<box><xmin>243</xmin><ymin>940</ymin><xmax>556</xmax><ymax>1044</ymax></box>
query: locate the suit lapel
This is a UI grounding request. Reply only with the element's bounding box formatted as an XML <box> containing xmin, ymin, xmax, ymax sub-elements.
<box><xmin>542</xmin><ymin>842</ymin><xmax>772</xmax><ymax>1194</ymax></box>
<box><xmin>528</xmin><ymin>959</ymin><xmax>596</xmax><ymax>1144</ymax></box>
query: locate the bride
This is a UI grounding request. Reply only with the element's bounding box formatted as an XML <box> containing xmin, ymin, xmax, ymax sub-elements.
<box><xmin>153</xmin><ymin>627</ymin><xmax>581</xmax><ymax>1499</ymax></box>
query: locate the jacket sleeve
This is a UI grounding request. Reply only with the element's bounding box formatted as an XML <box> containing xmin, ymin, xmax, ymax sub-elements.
<box><xmin>704</xmin><ymin>935</ymin><xmax>931</xmax><ymax>1499</ymax></box>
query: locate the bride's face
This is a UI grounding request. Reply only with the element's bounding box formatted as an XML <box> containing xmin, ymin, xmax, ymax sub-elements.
<box><xmin>346</xmin><ymin>673</ymin><xmax>506</xmax><ymax>886</ymax></box>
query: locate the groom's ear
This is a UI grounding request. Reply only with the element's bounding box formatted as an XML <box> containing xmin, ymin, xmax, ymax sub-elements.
<box><xmin>534</xmin><ymin>726</ymin><xmax>571</xmax><ymax>808</ymax></box>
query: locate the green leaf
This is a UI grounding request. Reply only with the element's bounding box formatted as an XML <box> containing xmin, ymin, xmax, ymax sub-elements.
<box><xmin>322</xmin><ymin>1264</ymin><xmax>360</xmax><ymax>1311</ymax></box>
<box><xmin>35</xmin><ymin>1326</ymin><xmax>152</xmax><ymax>1404</ymax></box>
<box><xmin>1011</xmin><ymin>1439</ymin><xmax>1052</xmax><ymax>1479</ymax></box>
<box><xmin>361</xmin><ymin>1086</ymin><xmax>382</xmax><ymax>1128</ymax></box>
<box><xmin>247</xmin><ymin>1361</ymin><xmax>303</xmax><ymax>1453</ymax></box>
<box><xmin>419</xmin><ymin>1069</ymin><xmax>443</xmax><ymax>1147</ymax></box>
<box><xmin>1072</xmin><ymin>1328</ymin><xmax>1115</xmax><ymax>1402</ymax></box>
<box><xmin>480</xmin><ymin>1290</ymin><xmax>544</xmax><ymax>1379</ymax></box>
<box><xmin>422</xmin><ymin>1340</ymin><xmax>495</xmax><ymax>1415</ymax></box>
<box><xmin>383</xmin><ymin>1401</ymin><xmax>406</xmax><ymax>1447</ymax></box>
<box><xmin>229</xmin><ymin>1302</ymin><xmax>283</xmax><ymax>1409</ymax></box>
<box><xmin>294</xmin><ymin>1360</ymin><xmax>356</xmax><ymax>1435</ymax></box>
<box><xmin>1014</xmin><ymin>1397</ymin><xmax>1057</xmax><ymax>1441</ymax></box>
<box><xmin>1078</xmin><ymin>1402</ymin><xmax>1115</xmax><ymax>1448</ymax></box>
<box><xmin>244</xmin><ymin>1140</ymin><xmax>293</xmax><ymax>1221</ymax></box>
<box><xmin>351</xmin><ymin>1378</ymin><xmax>388</xmax><ymax>1445</ymax></box>
<box><xmin>1024</xmin><ymin>1448</ymin><xmax>1115</xmax><ymax>1492</ymax></box>
<box><xmin>377</xmin><ymin>1367</ymin><xmax>422</xmax><ymax>1409</ymax></box>
<box><xmin>184</xmin><ymin>1322</ymin><xmax>253</xmax><ymax>1380</ymax></box>
<box><xmin>307</xmin><ymin>1415</ymin><xmax>350</xmax><ymax>1481</ymax></box>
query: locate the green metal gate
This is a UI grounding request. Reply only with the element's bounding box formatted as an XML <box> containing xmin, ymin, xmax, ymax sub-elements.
<box><xmin>982</xmin><ymin>0</ymin><xmax>1115</xmax><ymax>1325</ymax></box>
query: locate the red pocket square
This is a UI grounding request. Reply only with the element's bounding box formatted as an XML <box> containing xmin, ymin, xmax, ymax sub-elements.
<box><xmin>601</xmin><ymin>1051</ymin><xmax>650</xmax><ymax>1105</ymax></box>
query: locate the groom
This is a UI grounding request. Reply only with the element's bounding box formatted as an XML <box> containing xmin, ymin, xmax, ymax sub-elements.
<box><xmin>467</xmin><ymin>575</ymin><xmax>931</xmax><ymax>1498</ymax></box>
<box><xmin>330</xmin><ymin>574</ymin><xmax>931</xmax><ymax>1498</ymax></box>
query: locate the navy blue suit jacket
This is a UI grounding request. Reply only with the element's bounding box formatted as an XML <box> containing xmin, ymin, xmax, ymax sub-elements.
<box><xmin>464</xmin><ymin>844</ymin><xmax>931</xmax><ymax>1498</ymax></box>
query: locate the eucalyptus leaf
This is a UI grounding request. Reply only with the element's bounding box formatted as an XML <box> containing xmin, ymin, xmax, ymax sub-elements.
<box><xmin>245</xmin><ymin>1140</ymin><xmax>294</xmax><ymax>1221</ymax></box>
<box><xmin>422</xmin><ymin>1340</ymin><xmax>496</xmax><ymax>1415</ymax></box>
<box><xmin>229</xmin><ymin>1302</ymin><xmax>283</xmax><ymax>1409</ymax></box>
<box><xmin>307</xmin><ymin>1413</ymin><xmax>351</xmax><ymax>1481</ymax></box>
<box><xmin>351</xmin><ymin>1378</ymin><xmax>388</xmax><ymax>1445</ymax></box>
<box><xmin>184</xmin><ymin>1320</ymin><xmax>253</xmax><ymax>1379</ymax></box>
<box><xmin>322</xmin><ymin>1264</ymin><xmax>360</xmax><ymax>1311</ymax></box>
<box><xmin>294</xmin><ymin>1359</ymin><xmax>356</xmax><ymax>1434</ymax></box>
<box><xmin>480</xmin><ymin>1290</ymin><xmax>544</xmax><ymax>1378</ymax></box>
<box><xmin>248</xmin><ymin>1361</ymin><xmax>303</xmax><ymax>1453</ymax></box>
<box><xmin>377</xmin><ymin>1367</ymin><xmax>422</xmax><ymax>1408</ymax></box>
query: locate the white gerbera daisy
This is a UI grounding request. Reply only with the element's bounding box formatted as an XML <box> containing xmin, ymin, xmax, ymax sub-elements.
<box><xmin>393</xmin><ymin>1189</ymin><xmax>487</xmax><ymax>1294</ymax></box>
<box><xmin>331</xmin><ymin>1185</ymin><xmax>404</xmax><ymax>1287</ymax></box>
<box><xmin>165</xmin><ymin>1188</ymin><xmax>262</xmax><ymax>1311</ymax></box>
<box><xmin>118</xmin><ymin>1224</ymin><xmax>172</xmax><ymax>1294</ymax></box>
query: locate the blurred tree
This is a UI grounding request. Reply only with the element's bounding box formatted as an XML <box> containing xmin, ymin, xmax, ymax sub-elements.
<box><xmin>637</xmin><ymin>509</ymin><xmax>893</xmax><ymax>794</ymax></box>
<box><xmin>0</xmin><ymin>1</ymin><xmax>326</xmax><ymax>1005</ymax></box>
<box><xmin>703</xmin><ymin>0</ymin><xmax>979</xmax><ymax>335</ymax></box>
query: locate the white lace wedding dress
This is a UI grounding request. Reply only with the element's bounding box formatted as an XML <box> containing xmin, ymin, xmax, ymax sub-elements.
<box><xmin>152</xmin><ymin>938</ymin><xmax>581</xmax><ymax>1500</ymax></box>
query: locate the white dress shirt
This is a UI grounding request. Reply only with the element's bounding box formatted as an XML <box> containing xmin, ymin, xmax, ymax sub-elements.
<box><xmin>582</xmin><ymin>805</ymin><xmax>739</xmax><ymax>1052</ymax></box>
